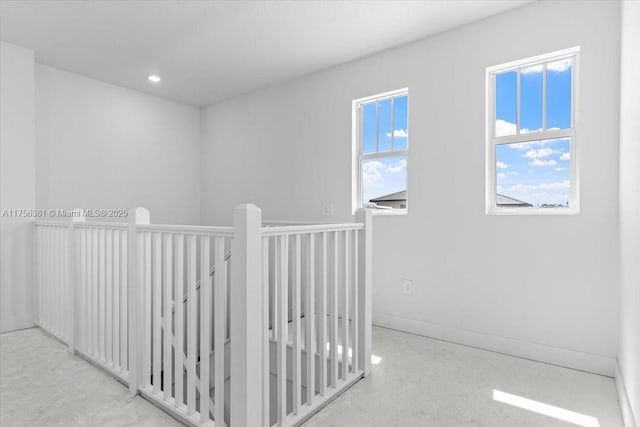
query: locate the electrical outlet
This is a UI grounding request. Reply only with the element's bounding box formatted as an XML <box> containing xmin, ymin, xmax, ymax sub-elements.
<box><xmin>403</xmin><ymin>279</ymin><xmax>413</xmax><ymax>295</ymax></box>
<box><xmin>321</xmin><ymin>203</ymin><xmax>334</xmax><ymax>216</ymax></box>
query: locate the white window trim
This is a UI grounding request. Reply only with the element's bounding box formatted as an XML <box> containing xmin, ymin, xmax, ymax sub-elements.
<box><xmin>352</xmin><ymin>88</ymin><xmax>409</xmax><ymax>215</ymax></box>
<box><xmin>485</xmin><ymin>47</ymin><xmax>581</xmax><ymax>215</ymax></box>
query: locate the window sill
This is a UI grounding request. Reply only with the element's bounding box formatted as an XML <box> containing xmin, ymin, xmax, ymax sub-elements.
<box><xmin>368</xmin><ymin>209</ymin><xmax>408</xmax><ymax>216</ymax></box>
<box><xmin>486</xmin><ymin>207</ymin><xmax>580</xmax><ymax>216</ymax></box>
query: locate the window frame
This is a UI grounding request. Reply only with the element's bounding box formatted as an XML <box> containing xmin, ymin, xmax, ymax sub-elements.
<box><xmin>486</xmin><ymin>47</ymin><xmax>580</xmax><ymax>215</ymax></box>
<box><xmin>352</xmin><ymin>88</ymin><xmax>409</xmax><ymax>215</ymax></box>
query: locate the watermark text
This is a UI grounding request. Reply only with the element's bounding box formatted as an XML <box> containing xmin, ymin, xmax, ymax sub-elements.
<box><xmin>1</xmin><ymin>208</ymin><xmax>129</xmax><ymax>218</ymax></box>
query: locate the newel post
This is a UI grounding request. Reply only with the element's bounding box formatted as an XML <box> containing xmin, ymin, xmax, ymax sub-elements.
<box><xmin>127</xmin><ymin>207</ymin><xmax>150</xmax><ymax>395</ymax></box>
<box><xmin>355</xmin><ymin>208</ymin><xmax>373</xmax><ymax>376</ymax></box>
<box><xmin>231</xmin><ymin>204</ymin><xmax>265</xmax><ymax>427</ymax></box>
<box><xmin>68</xmin><ymin>209</ymin><xmax>86</xmax><ymax>354</ymax></box>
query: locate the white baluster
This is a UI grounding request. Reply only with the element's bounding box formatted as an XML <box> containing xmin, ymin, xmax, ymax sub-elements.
<box><xmin>113</xmin><ymin>230</ymin><xmax>120</xmax><ymax>370</ymax></box>
<box><xmin>99</xmin><ymin>228</ymin><xmax>105</xmax><ymax>361</ymax></box>
<box><xmin>214</xmin><ymin>236</ymin><xmax>226</xmax><ymax>426</ymax></box>
<box><xmin>143</xmin><ymin>232</ymin><xmax>152</xmax><ymax>387</ymax></box>
<box><xmin>174</xmin><ymin>234</ymin><xmax>184</xmax><ymax>407</ymax></box>
<box><xmin>153</xmin><ymin>232</ymin><xmax>162</xmax><ymax>394</ymax></box>
<box><xmin>292</xmin><ymin>234</ymin><xmax>302</xmax><ymax>414</ymax></box>
<box><xmin>186</xmin><ymin>235</ymin><xmax>197</xmax><ymax>415</ymax></box>
<box><xmin>319</xmin><ymin>231</ymin><xmax>327</xmax><ymax>396</ymax></box>
<box><xmin>200</xmin><ymin>235</ymin><xmax>211</xmax><ymax>423</ymax></box>
<box><xmin>106</xmin><ymin>229</ymin><xmax>113</xmax><ymax>365</ymax></box>
<box><xmin>164</xmin><ymin>233</ymin><xmax>173</xmax><ymax>401</ymax></box>
<box><xmin>305</xmin><ymin>233</ymin><xmax>316</xmax><ymax>405</ymax></box>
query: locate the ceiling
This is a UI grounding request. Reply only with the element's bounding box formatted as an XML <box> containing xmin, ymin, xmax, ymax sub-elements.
<box><xmin>1</xmin><ymin>1</ymin><xmax>532</xmax><ymax>107</ymax></box>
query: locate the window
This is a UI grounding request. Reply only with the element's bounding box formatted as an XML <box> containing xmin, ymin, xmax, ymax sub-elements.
<box><xmin>487</xmin><ymin>47</ymin><xmax>579</xmax><ymax>214</ymax></box>
<box><xmin>353</xmin><ymin>89</ymin><xmax>408</xmax><ymax>213</ymax></box>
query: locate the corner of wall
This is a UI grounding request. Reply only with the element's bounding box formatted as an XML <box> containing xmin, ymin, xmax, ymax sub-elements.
<box><xmin>616</xmin><ymin>361</ymin><xmax>638</xmax><ymax>427</ymax></box>
<box><xmin>618</xmin><ymin>1</ymin><xmax>640</xmax><ymax>425</ymax></box>
<box><xmin>198</xmin><ymin>106</ymin><xmax>208</xmax><ymax>226</ymax></box>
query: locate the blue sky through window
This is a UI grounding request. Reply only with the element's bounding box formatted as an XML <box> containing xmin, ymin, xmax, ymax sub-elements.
<box><xmin>495</xmin><ymin>59</ymin><xmax>572</xmax><ymax>207</ymax></box>
<box><xmin>546</xmin><ymin>60</ymin><xmax>572</xmax><ymax>129</ymax></box>
<box><xmin>378</xmin><ymin>99</ymin><xmax>392</xmax><ymax>152</ymax></box>
<box><xmin>363</xmin><ymin>103</ymin><xmax>376</xmax><ymax>153</ymax></box>
<box><xmin>496</xmin><ymin>71</ymin><xmax>516</xmax><ymax>135</ymax></box>
<box><xmin>521</xmin><ymin>66</ymin><xmax>543</xmax><ymax>132</ymax></box>
<box><xmin>394</xmin><ymin>97</ymin><xmax>408</xmax><ymax>150</ymax></box>
<box><xmin>362</xmin><ymin>156</ymin><xmax>407</xmax><ymax>205</ymax></box>
<box><xmin>496</xmin><ymin>138</ymin><xmax>571</xmax><ymax>207</ymax></box>
<box><xmin>361</xmin><ymin>95</ymin><xmax>408</xmax><ymax>205</ymax></box>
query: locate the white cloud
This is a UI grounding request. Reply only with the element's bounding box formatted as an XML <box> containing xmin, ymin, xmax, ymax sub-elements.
<box><xmin>554</xmin><ymin>167</ymin><xmax>567</xmax><ymax>171</ymax></box>
<box><xmin>496</xmin><ymin>119</ymin><xmax>539</xmax><ymax>136</ymax></box>
<box><xmin>539</xmin><ymin>180</ymin><xmax>571</xmax><ymax>190</ymax></box>
<box><xmin>495</xmin><ymin>119</ymin><xmax>516</xmax><ymax>137</ymax></box>
<box><xmin>523</xmin><ymin>148</ymin><xmax>555</xmax><ymax>159</ymax></box>
<box><xmin>529</xmin><ymin>159</ymin><xmax>557</xmax><ymax>167</ymax></box>
<box><xmin>509</xmin><ymin>184</ymin><xmax>527</xmax><ymax>191</ymax></box>
<box><xmin>560</xmin><ymin>152</ymin><xmax>570</xmax><ymax>160</ymax></box>
<box><xmin>362</xmin><ymin>160</ymin><xmax>385</xmax><ymax>185</ymax></box>
<box><xmin>547</xmin><ymin>58</ymin><xmax>572</xmax><ymax>73</ymax></box>
<box><xmin>497</xmin><ymin>171</ymin><xmax>518</xmax><ymax>182</ymax></box>
<box><xmin>520</xmin><ymin>58</ymin><xmax>571</xmax><ymax>74</ymax></box>
<box><xmin>387</xmin><ymin>159</ymin><xmax>407</xmax><ymax>173</ymax></box>
<box><xmin>363</xmin><ymin>158</ymin><xmax>407</xmax><ymax>184</ymax></box>
<box><xmin>528</xmin><ymin>169</ymin><xmax>534</xmax><ymax>173</ymax></box>
<box><xmin>385</xmin><ymin>129</ymin><xmax>408</xmax><ymax>138</ymax></box>
<box><xmin>496</xmin><ymin>161</ymin><xmax>509</xmax><ymax>169</ymax></box>
<box><xmin>509</xmin><ymin>180</ymin><xmax>570</xmax><ymax>191</ymax></box>
<box><xmin>504</xmin><ymin>178</ymin><xmax>571</xmax><ymax>207</ymax></box>
<box><xmin>364</xmin><ymin>160</ymin><xmax>385</xmax><ymax>169</ymax></box>
<box><xmin>521</xmin><ymin>64</ymin><xmax>543</xmax><ymax>74</ymax></box>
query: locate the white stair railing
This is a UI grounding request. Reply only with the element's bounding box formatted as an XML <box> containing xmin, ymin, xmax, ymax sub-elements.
<box><xmin>33</xmin><ymin>204</ymin><xmax>372</xmax><ymax>427</ymax></box>
<box><xmin>260</xmin><ymin>218</ymin><xmax>371</xmax><ymax>427</ymax></box>
<box><xmin>135</xmin><ymin>222</ymin><xmax>233</xmax><ymax>427</ymax></box>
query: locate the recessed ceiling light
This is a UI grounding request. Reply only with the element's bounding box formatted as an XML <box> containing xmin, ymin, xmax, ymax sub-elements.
<box><xmin>148</xmin><ymin>75</ymin><xmax>161</xmax><ymax>83</ymax></box>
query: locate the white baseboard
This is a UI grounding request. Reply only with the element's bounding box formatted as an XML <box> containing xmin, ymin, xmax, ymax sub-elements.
<box><xmin>373</xmin><ymin>311</ymin><xmax>616</xmax><ymax>377</ymax></box>
<box><xmin>616</xmin><ymin>362</ymin><xmax>638</xmax><ymax>427</ymax></box>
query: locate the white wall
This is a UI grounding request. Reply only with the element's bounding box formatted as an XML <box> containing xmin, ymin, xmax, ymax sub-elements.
<box><xmin>36</xmin><ymin>65</ymin><xmax>201</xmax><ymax>225</ymax></box>
<box><xmin>0</xmin><ymin>42</ymin><xmax>36</xmax><ymax>333</ymax></box>
<box><xmin>0</xmin><ymin>42</ymin><xmax>36</xmax><ymax>332</ymax></box>
<box><xmin>201</xmin><ymin>1</ymin><xmax>621</xmax><ymax>374</ymax></box>
<box><xmin>617</xmin><ymin>1</ymin><xmax>640</xmax><ymax>424</ymax></box>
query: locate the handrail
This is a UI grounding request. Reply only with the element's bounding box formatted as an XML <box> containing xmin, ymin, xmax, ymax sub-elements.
<box><xmin>261</xmin><ymin>222</ymin><xmax>363</xmax><ymax>236</ymax></box>
<box><xmin>34</xmin><ymin>221</ymin><xmax>71</xmax><ymax>227</ymax></box>
<box><xmin>75</xmin><ymin>221</ymin><xmax>128</xmax><ymax>229</ymax></box>
<box><xmin>35</xmin><ymin>220</ymin><xmax>129</xmax><ymax>229</ymax></box>
<box><xmin>262</xmin><ymin>219</ymin><xmax>336</xmax><ymax>226</ymax></box>
<box><xmin>138</xmin><ymin>223</ymin><xmax>234</xmax><ymax>237</ymax></box>
<box><xmin>37</xmin><ymin>220</ymin><xmax>361</xmax><ymax>236</ymax></box>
